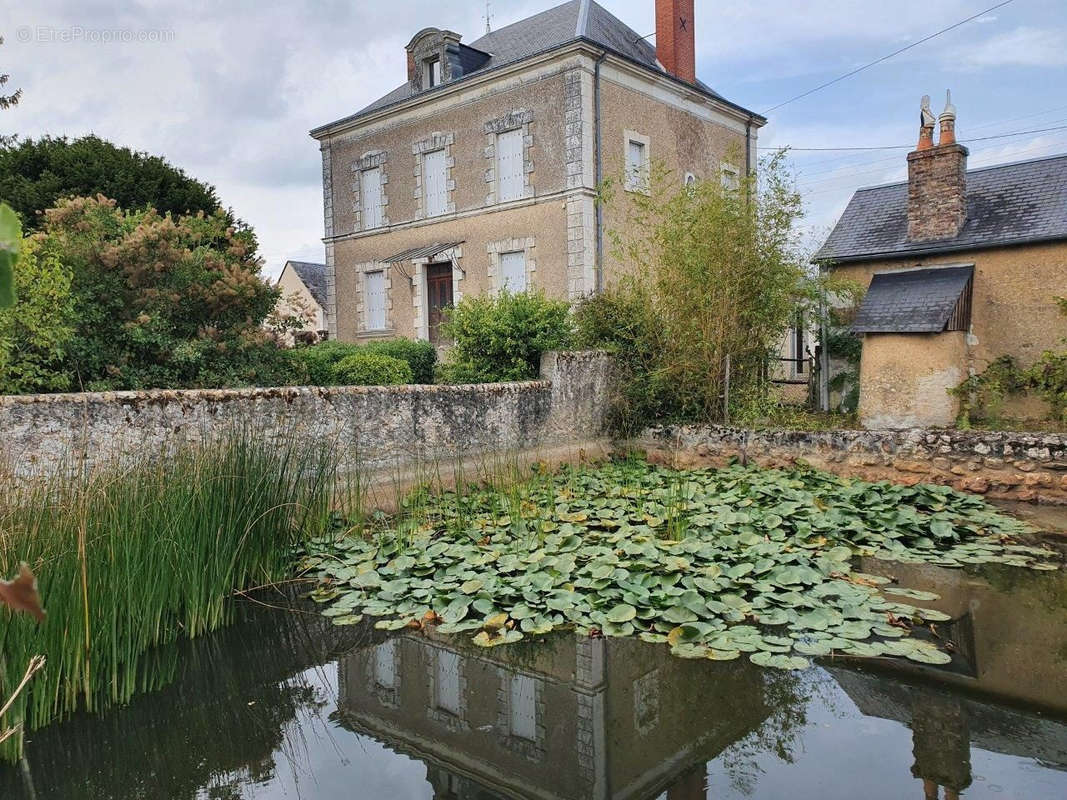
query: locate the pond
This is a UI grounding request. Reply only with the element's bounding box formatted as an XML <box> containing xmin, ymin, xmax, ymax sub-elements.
<box><xmin>2</xmin><ymin>555</ymin><xmax>1066</xmax><ymax>799</ymax></box>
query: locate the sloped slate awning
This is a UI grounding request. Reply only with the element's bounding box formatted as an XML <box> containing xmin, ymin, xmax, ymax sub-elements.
<box><xmin>381</xmin><ymin>241</ymin><xmax>464</xmax><ymax>263</ymax></box>
<box><xmin>852</xmin><ymin>265</ymin><xmax>974</xmax><ymax>334</ymax></box>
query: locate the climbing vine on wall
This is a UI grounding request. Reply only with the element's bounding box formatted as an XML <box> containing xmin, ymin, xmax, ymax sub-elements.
<box><xmin>951</xmin><ymin>297</ymin><xmax>1067</xmax><ymax>427</ymax></box>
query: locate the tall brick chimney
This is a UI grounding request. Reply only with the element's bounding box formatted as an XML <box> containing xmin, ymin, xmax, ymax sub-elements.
<box><xmin>656</xmin><ymin>0</ymin><xmax>696</xmax><ymax>84</ymax></box>
<box><xmin>907</xmin><ymin>91</ymin><xmax>968</xmax><ymax>242</ymax></box>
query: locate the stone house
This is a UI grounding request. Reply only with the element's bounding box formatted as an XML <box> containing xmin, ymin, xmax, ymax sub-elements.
<box><xmin>816</xmin><ymin>94</ymin><xmax>1067</xmax><ymax>429</ymax></box>
<box><xmin>311</xmin><ymin>0</ymin><xmax>765</xmax><ymax>345</ymax></box>
<box><xmin>273</xmin><ymin>260</ymin><xmax>327</xmax><ymax>342</ymax></box>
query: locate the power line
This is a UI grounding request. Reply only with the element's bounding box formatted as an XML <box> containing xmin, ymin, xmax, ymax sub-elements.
<box><xmin>758</xmin><ymin>124</ymin><xmax>1067</xmax><ymax>152</ymax></box>
<box><xmin>762</xmin><ymin>0</ymin><xmax>1016</xmax><ymax>114</ymax></box>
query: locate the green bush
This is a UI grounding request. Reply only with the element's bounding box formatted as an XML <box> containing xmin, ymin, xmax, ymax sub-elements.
<box><xmin>363</xmin><ymin>338</ymin><xmax>436</xmax><ymax>384</ymax></box>
<box><xmin>287</xmin><ymin>338</ymin><xmax>434</xmax><ymax>385</ymax></box>
<box><xmin>438</xmin><ymin>290</ymin><xmax>573</xmax><ymax>383</ymax></box>
<box><xmin>333</xmin><ymin>351</ymin><xmax>413</xmax><ymax>386</ymax></box>
<box><xmin>0</xmin><ymin>238</ymin><xmax>78</xmax><ymax>394</ymax></box>
<box><xmin>287</xmin><ymin>340</ymin><xmax>362</xmax><ymax>384</ymax></box>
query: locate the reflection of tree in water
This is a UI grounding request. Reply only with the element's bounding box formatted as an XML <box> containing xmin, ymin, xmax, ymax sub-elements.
<box><xmin>715</xmin><ymin>669</ymin><xmax>834</xmax><ymax>795</ymax></box>
<box><xmin>0</xmin><ymin>598</ymin><xmax>364</xmax><ymax>800</ymax></box>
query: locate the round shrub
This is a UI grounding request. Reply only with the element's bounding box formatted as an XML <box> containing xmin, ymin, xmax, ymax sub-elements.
<box><xmin>332</xmin><ymin>352</ymin><xmax>413</xmax><ymax>386</ymax></box>
<box><xmin>287</xmin><ymin>341</ymin><xmax>362</xmax><ymax>385</ymax></box>
<box><xmin>362</xmin><ymin>338</ymin><xmax>436</xmax><ymax>384</ymax></box>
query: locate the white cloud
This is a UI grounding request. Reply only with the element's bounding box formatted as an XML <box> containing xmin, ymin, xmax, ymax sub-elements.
<box><xmin>948</xmin><ymin>26</ymin><xmax>1067</xmax><ymax>70</ymax></box>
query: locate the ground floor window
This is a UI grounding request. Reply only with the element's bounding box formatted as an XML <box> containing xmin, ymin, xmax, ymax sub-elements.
<box><xmin>499</xmin><ymin>250</ymin><xmax>527</xmax><ymax>292</ymax></box>
<box><xmin>365</xmin><ymin>269</ymin><xmax>387</xmax><ymax>330</ymax></box>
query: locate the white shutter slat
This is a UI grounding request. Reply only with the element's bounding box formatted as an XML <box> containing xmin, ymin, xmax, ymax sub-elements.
<box><xmin>500</xmin><ymin>251</ymin><xmax>526</xmax><ymax>292</ymax></box>
<box><xmin>424</xmin><ymin>150</ymin><xmax>447</xmax><ymax>217</ymax></box>
<box><xmin>497</xmin><ymin>129</ymin><xmax>524</xmax><ymax>202</ymax></box>
<box><xmin>361</xmin><ymin>167</ymin><xmax>382</xmax><ymax>229</ymax></box>
<box><xmin>366</xmin><ymin>270</ymin><xmax>386</xmax><ymax>330</ymax></box>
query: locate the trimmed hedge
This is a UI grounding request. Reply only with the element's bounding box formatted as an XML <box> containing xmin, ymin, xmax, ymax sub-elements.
<box><xmin>332</xmin><ymin>352</ymin><xmax>413</xmax><ymax>386</ymax></box>
<box><xmin>287</xmin><ymin>338</ymin><xmax>435</xmax><ymax>385</ymax></box>
<box><xmin>362</xmin><ymin>339</ymin><xmax>436</xmax><ymax>384</ymax></box>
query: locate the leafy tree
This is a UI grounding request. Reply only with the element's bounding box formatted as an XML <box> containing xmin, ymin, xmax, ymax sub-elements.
<box><xmin>438</xmin><ymin>290</ymin><xmax>573</xmax><ymax>383</ymax></box>
<box><xmin>0</xmin><ymin>202</ymin><xmax>18</xmax><ymax>308</ymax></box>
<box><xmin>0</xmin><ymin>36</ymin><xmax>20</xmax><ymax>111</ymax></box>
<box><xmin>0</xmin><ymin>237</ymin><xmax>77</xmax><ymax>393</ymax></box>
<box><xmin>577</xmin><ymin>153</ymin><xmax>809</xmax><ymax>430</ymax></box>
<box><xmin>0</xmin><ymin>136</ymin><xmax>227</xmax><ymax>231</ymax></box>
<box><xmin>30</xmin><ymin>195</ymin><xmax>291</xmax><ymax>391</ymax></box>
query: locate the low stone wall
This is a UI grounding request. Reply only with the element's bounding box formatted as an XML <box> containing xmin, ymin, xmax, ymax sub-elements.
<box><xmin>0</xmin><ymin>351</ymin><xmax>614</xmax><ymax>481</ymax></box>
<box><xmin>637</xmin><ymin>425</ymin><xmax>1067</xmax><ymax>504</ymax></box>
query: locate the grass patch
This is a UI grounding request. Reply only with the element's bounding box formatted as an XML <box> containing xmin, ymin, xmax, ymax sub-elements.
<box><xmin>0</xmin><ymin>432</ymin><xmax>335</xmax><ymax>762</ymax></box>
<box><xmin>306</xmin><ymin>459</ymin><xmax>1058</xmax><ymax>670</ymax></box>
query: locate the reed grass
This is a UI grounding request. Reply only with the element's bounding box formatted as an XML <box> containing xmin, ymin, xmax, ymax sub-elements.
<box><xmin>0</xmin><ymin>431</ymin><xmax>336</xmax><ymax>762</ymax></box>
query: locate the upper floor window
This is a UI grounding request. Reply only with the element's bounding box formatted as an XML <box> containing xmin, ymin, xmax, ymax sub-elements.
<box><xmin>499</xmin><ymin>250</ymin><xmax>527</xmax><ymax>292</ymax></box>
<box><xmin>424</xmin><ymin>57</ymin><xmax>441</xmax><ymax>88</ymax></box>
<box><xmin>361</xmin><ymin>167</ymin><xmax>383</xmax><ymax>230</ymax></box>
<box><xmin>423</xmin><ymin>149</ymin><xmax>448</xmax><ymax>217</ymax></box>
<box><xmin>720</xmin><ymin>162</ymin><xmax>741</xmax><ymax>191</ymax></box>
<box><xmin>496</xmin><ymin>128</ymin><xmax>524</xmax><ymax>203</ymax></box>
<box><xmin>625</xmin><ymin>132</ymin><xmax>649</xmax><ymax>193</ymax></box>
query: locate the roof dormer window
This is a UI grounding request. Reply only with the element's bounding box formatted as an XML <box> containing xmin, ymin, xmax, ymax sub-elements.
<box><xmin>424</xmin><ymin>57</ymin><xmax>441</xmax><ymax>89</ymax></box>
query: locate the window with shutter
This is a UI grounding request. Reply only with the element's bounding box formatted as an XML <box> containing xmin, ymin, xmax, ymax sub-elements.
<box><xmin>423</xmin><ymin>149</ymin><xmax>447</xmax><ymax>217</ymax></box>
<box><xmin>626</xmin><ymin>139</ymin><xmax>648</xmax><ymax>191</ymax></box>
<box><xmin>508</xmin><ymin>675</ymin><xmax>537</xmax><ymax>741</ymax></box>
<box><xmin>496</xmin><ymin>128</ymin><xmax>524</xmax><ymax>202</ymax></box>
<box><xmin>434</xmin><ymin>650</ymin><xmax>461</xmax><ymax>714</ymax></box>
<box><xmin>365</xmin><ymin>270</ymin><xmax>387</xmax><ymax>330</ymax></box>
<box><xmin>499</xmin><ymin>250</ymin><xmax>527</xmax><ymax>292</ymax></box>
<box><xmin>361</xmin><ymin>167</ymin><xmax>383</xmax><ymax>229</ymax></box>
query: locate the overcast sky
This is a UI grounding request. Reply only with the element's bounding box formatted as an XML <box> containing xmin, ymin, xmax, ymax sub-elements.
<box><xmin>4</xmin><ymin>0</ymin><xmax>1067</xmax><ymax>278</ymax></box>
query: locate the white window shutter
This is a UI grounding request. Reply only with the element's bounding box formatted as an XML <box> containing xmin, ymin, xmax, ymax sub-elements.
<box><xmin>499</xmin><ymin>250</ymin><xmax>527</xmax><ymax>292</ymax></box>
<box><xmin>435</xmin><ymin>650</ymin><xmax>461</xmax><ymax>714</ymax></box>
<box><xmin>361</xmin><ymin>167</ymin><xmax>382</xmax><ymax>229</ymax></box>
<box><xmin>497</xmin><ymin>129</ymin><xmax>524</xmax><ymax>202</ymax></box>
<box><xmin>627</xmin><ymin>140</ymin><xmax>646</xmax><ymax>190</ymax></box>
<box><xmin>365</xmin><ymin>270</ymin><xmax>386</xmax><ymax>330</ymax></box>
<box><xmin>509</xmin><ymin>675</ymin><xmax>537</xmax><ymax>741</ymax></box>
<box><xmin>423</xmin><ymin>149</ymin><xmax>447</xmax><ymax>217</ymax></box>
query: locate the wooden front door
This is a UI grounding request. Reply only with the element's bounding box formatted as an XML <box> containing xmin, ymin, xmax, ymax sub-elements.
<box><xmin>426</xmin><ymin>262</ymin><xmax>454</xmax><ymax>345</ymax></box>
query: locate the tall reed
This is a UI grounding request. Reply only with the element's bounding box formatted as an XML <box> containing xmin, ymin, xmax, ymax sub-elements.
<box><xmin>0</xmin><ymin>430</ymin><xmax>336</xmax><ymax>762</ymax></box>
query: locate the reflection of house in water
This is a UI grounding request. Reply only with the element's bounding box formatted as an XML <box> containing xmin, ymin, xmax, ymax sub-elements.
<box><xmin>855</xmin><ymin>558</ymin><xmax>1067</xmax><ymax>715</ymax></box>
<box><xmin>336</xmin><ymin>632</ymin><xmax>772</xmax><ymax>799</ymax></box>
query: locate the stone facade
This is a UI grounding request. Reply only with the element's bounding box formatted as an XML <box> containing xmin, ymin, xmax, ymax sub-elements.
<box><xmin>313</xmin><ymin>39</ymin><xmax>756</xmax><ymax>342</ymax></box>
<box><xmin>0</xmin><ymin>351</ymin><xmax>615</xmax><ymax>482</ymax></box>
<box><xmin>639</xmin><ymin>425</ymin><xmax>1067</xmax><ymax>504</ymax></box>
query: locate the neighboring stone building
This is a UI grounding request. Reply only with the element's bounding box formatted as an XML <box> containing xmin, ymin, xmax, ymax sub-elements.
<box><xmin>311</xmin><ymin>0</ymin><xmax>765</xmax><ymax>344</ymax></box>
<box><xmin>817</xmin><ymin>93</ymin><xmax>1067</xmax><ymax>429</ymax></box>
<box><xmin>273</xmin><ymin>260</ymin><xmax>327</xmax><ymax>342</ymax></box>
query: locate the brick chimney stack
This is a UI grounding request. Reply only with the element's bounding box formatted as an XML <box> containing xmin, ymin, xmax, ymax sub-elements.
<box><xmin>907</xmin><ymin>91</ymin><xmax>968</xmax><ymax>242</ymax></box>
<box><xmin>656</xmin><ymin>0</ymin><xmax>696</xmax><ymax>84</ymax></box>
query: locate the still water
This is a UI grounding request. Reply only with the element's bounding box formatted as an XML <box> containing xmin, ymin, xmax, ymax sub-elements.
<box><xmin>3</xmin><ymin>558</ymin><xmax>1066</xmax><ymax>799</ymax></box>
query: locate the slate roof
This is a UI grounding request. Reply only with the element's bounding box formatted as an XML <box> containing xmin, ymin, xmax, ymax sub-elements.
<box><xmin>852</xmin><ymin>265</ymin><xmax>973</xmax><ymax>334</ymax></box>
<box><xmin>816</xmin><ymin>153</ymin><xmax>1067</xmax><ymax>263</ymax></box>
<box><xmin>314</xmin><ymin>0</ymin><xmax>751</xmax><ymax>134</ymax></box>
<box><xmin>285</xmin><ymin>261</ymin><xmax>327</xmax><ymax>308</ymax></box>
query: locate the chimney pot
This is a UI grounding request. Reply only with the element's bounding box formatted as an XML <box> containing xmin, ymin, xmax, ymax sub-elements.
<box><xmin>907</xmin><ymin>90</ymin><xmax>968</xmax><ymax>242</ymax></box>
<box><xmin>656</xmin><ymin>0</ymin><xmax>696</xmax><ymax>84</ymax></box>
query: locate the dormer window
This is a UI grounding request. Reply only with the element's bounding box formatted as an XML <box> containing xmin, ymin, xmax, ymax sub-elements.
<box><xmin>424</xmin><ymin>57</ymin><xmax>441</xmax><ymax>88</ymax></box>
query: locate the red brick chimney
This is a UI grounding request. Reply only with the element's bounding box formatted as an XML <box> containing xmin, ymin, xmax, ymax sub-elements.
<box><xmin>656</xmin><ymin>0</ymin><xmax>696</xmax><ymax>84</ymax></box>
<box><xmin>907</xmin><ymin>91</ymin><xmax>968</xmax><ymax>242</ymax></box>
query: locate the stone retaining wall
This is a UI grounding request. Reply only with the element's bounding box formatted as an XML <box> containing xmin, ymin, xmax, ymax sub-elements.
<box><xmin>637</xmin><ymin>425</ymin><xmax>1067</xmax><ymax>504</ymax></box>
<box><xmin>0</xmin><ymin>351</ymin><xmax>614</xmax><ymax>481</ymax></box>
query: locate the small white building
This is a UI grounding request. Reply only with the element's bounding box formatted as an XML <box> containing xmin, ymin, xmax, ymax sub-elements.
<box><xmin>274</xmin><ymin>260</ymin><xmax>328</xmax><ymax>341</ymax></box>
